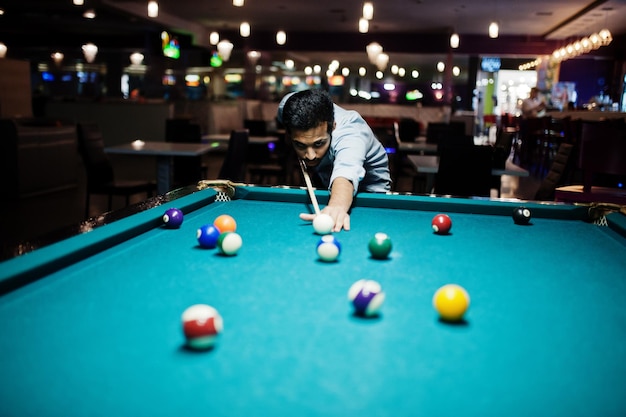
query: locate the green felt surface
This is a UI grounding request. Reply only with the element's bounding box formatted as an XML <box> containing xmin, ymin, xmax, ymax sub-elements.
<box><xmin>1</xmin><ymin>187</ymin><xmax>626</xmax><ymax>417</ymax></box>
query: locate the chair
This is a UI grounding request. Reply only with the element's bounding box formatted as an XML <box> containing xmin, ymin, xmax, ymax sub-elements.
<box><xmin>218</xmin><ymin>129</ymin><xmax>249</xmax><ymax>182</ymax></box>
<box><xmin>76</xmin><ymin>122</ymin><xmax>156</xmax><ymax>218</ymax></box>
<box><xmin>426</xmin><ymin>122</ymin><xmax>465</xmax><ymax>144</ymax></box>
<box><xmin>534</xmin><ymin>143</ymin><xmax>574</xmax><ymax>201</ymax></box>
<box><xmin>165</xmin><ymin>118</ymin><xmax>205</xmax><ymax>186</ymax></box>
<box><xmin>247</xmin><ymin>131</ymin><xmax>296</xmax><ymax>185</ymax></box>
<box><xmin>243</xmin><ymin>119</ymin><xmax>268</xmax><ymax>136</ymax></box>
<box><xmin>493</xmin><ymin>128</ymin><xmax>515</xmax><ymax>169</ymax></box>
<box><xmin>244</xmin><ymin>118</ymin><xmax>281</xmax><ymax>182</ymax></box>
<box><xmin>436</xmin><ymin>134</ymin><xmax>474</xmax><ymax>154</ymax></box>
<box><xmin>397</xmin><ymin>118</ymin><xmax>421</xmax><ymax>142</ymax></box>
<box><xmin>555</xmin><ymin>121</ymin><xmax>626</xmax><ymax>205</ymax></box>
<box><xmin>433</xmin><ymin>145</ymin><xmax>493</xmax><ymax>197</ymax></box>
<box><xmin>391</xmin><ymin>121</ymin><xmax>424</xmax><ymax>192</ymax></box>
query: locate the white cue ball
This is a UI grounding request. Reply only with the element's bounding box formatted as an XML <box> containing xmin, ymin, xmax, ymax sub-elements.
<box><xmin>313</xmin><ymin>213</ymin><xmax>334</xmax><ymax>235</ymax></box>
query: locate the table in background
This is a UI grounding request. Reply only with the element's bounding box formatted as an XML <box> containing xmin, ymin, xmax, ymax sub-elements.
<box><xmin>105</xmin><ymin>141</ymin><xmax>224</xmax><ymax>194</ymax></box>
<box><xmin>407</xmin><ymin>154</ymin><xmax>529</xmax><ymax>194</ymax></box>
<box><xmin>396</xmin><ymin>136</ymin><xmax>437</xmax><ymax>155</ymax></box>
<box><xmin>1</xmin><ymin>185</ymin><xmax>626</xmax><ymax>416</ymax></box>
<box><xmin>202</xmin><ymin>134</ymin><xmax>278</xmax><ymax>146</ymax></box>
<box><xmin>397</xmin><ymin>135</ymin><xmax>495</xmax><ymax>156</ymax></box>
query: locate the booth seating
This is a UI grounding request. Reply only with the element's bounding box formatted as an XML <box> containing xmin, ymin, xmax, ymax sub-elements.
<box><xmin>0</xmin><ymin>118</ymin><xmax>80</xmax><ymax>201</ymax></box>
<box><xmin>0</xmin><ymin>118</ymin><xmax>84</xmax><ymax>245</ymax></box>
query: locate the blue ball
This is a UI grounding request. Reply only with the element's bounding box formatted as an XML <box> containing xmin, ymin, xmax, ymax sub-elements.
<box><xmin>316</xmin><ymin>235</ymin><xmax>341</xmax><ymax>262</ymax></box>
<box><xmin>163</xmin><ymin>208</ymin><xmax>184</xmax><ymax>228</ymax></box>
<box><xmin>197</xmin><ymin>224</ymin><xmax>221</xmax><ymax>248</ymax></box>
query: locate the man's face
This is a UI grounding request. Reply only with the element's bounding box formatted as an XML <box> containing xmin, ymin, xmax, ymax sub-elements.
<box><xmin>291</xmin><ymin>122</ymin><xmax>333</xmax><ymax>167</ymax></box>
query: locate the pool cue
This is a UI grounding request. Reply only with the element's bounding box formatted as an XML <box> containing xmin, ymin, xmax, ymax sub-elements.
<box><xmin>299</xmin><ymin>159</ymin><xmax>321</xmax><ymax>215</ymax></box>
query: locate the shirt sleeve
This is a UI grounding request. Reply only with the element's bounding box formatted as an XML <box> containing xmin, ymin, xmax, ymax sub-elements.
<box><xmin>328</xmin><ymin>107</ymin><xmax>373</xmax><ymax>194</ymax></box>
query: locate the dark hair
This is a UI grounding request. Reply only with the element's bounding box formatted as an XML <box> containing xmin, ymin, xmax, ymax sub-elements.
<box><xmin>282</xmin><ymin>89</ymin><xmax>334</xmax><ymax>136</ymax></box>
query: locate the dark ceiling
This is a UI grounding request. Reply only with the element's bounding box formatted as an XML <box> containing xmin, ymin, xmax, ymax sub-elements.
<box><xmin>1</xmin><ymin>0</ymin><xmax>625</xmax><ymax>71</ymax></box>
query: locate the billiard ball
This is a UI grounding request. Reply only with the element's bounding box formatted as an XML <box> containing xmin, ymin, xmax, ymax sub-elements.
<box><xmin>348</xmin><ymin>279</ymin><xmax>385</xmax><ymax>317</ymax></box>
<box><xmin>182</xmin><ymin>304</ymin><xmax>223</xmax><ymax>350</ymax></box>
<box><xmin>214</xmin><ymin>214</ymin><xmax>237</xmax><ymax>233</ymax></box>
<box><xmin>368</xmin><ymin>232</ymin><xmax>392</xmax><ymax>259</ymax></box>
<box><xmin>432</xmin><ymin>284</ymin><xmax>470</xmax><ymax>322</ymax></box>
<box><xmin>432</xmin><ymin>213</ymin><xmax>452</xmax><ymax>234</ymax></box>
<box><xmin>217</xmin><ymin>232</ymin><xmax>243</xmax><ymax>256</ymax></box>
<box><xmin>312</xmin><ymin>213</ymin><xmax>334</xmax><ymax>235</ymax></box>
<box><xmin>197</xmin><ymin>224</ymin><xmax>221</xmax><ymax>249</ymax></box>
<box><xmin>316</xmin><ymin>235</ymin><xmax>341</xmax><ymax>262</ymax></box>
<box><xmin>162</xmin><ymin>208</ymin><xmax>184</xmax><ymax>228</ymax></box>
<box><xmin>513</xmin><ymin>206</ymin><xmax>532</xmax><ymax>225</ymax></box>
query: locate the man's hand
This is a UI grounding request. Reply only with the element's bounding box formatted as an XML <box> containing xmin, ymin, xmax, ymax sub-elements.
<box><xmin>299</xmin><ymin>206</ymin><xmax>350</xmax><ymax>232</ymax></box>
<box><xmin>300</xmin><ymin>177</ymin><xmax>354</xmax><ymax>232</ymax></box>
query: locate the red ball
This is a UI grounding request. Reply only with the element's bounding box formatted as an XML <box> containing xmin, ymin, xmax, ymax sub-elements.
<box><xmin>432</xmin><ymin>214</ymin><xmax>452</xmax><ymax>234</ymax></box>
<box><xmin>182</xmin><ymin>304</ymin><xmax>223</xmax><ymax>350</ymax></box>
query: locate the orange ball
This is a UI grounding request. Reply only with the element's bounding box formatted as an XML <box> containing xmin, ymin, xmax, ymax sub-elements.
<box><xmin>432</xmin><ymin>284</ymin><xmax>470</xmax><ymax>322</ymax></box>
<box><xmin>214</xmin><ymin>214</ymin><xmax>237</xmax><ymax>233</ymax></box>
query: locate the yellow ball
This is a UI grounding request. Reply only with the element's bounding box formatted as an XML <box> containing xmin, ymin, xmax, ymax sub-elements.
<box><xmin>433</xmin><ymin>284</ymin><xmax>470</xmax><ymax>322</ymax></box>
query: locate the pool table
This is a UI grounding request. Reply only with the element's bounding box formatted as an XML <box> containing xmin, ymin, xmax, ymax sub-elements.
<box><xmin>1</xmin><ymin>184</ymin><xmax>626</xmax><ymax>417</ymax></box>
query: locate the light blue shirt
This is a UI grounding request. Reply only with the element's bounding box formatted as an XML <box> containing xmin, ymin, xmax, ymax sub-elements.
<box><xmin>315</xmin><ymin>104</ymin><xmax>391</xmax><ymax>194</ymax></box>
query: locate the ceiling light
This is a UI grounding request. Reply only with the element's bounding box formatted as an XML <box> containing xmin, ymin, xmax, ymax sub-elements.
<box><xmin>363</xmin><ymin>2</ymin><xmax>373</xmax><ymax>20</ymax></box>
<box><xmin>130</xmin><ymin>52</ymin><xmax>144</xmax><ymax>65</ymax></box>
<box><xmin>209</xmin><ymin>32</ymin><xmax>219</xmax><ymax>45</ymax></box>
<box><xmin>51</xmin><ymin>51</ymin><xmax>64</xmax><ymax>65</ymax></box>
<box><xmin>375</xmin><ymin>53</ymin><xmax>389</xmax><ymax>71</ymax></box>
<box><xmin>147</xmin><ymin>1</ymin><xmax>158</xmax><ymax>18</ymax></box>
<box><xmin>217</xmin><ymin>40</ymin><xmax>233</xmax><ymax>62</ymax></box>
<box><xmin>82</xmin><ymin>43</ymin><xmax>98</xmax><ymax>63</ymax></box>
<box><xmin>276</xmin><ymin>31</ymin><xmax>286</xmax><ymax>45</ymax></box>
<box><xmin>437</xmin><ymin>61</ymin><xmax>445</xmax><ymax>72</ymax></box>
<box><xmin>359</xmin><ymin>67</ymin><xmax>366</xmax><ymax>76</ymax></box>
<box><xmin>488</xmin><ymin>22</ymin><xmax>499</xmax><ymax>38</ymax></box>
<box><xmin>359</xmin><ymin>18</ymin><xmax>369</xmax><ymax>33</ymax></box>
<box><xmin>550</xmin><ymin>28</ymin><xmax>613</xmax><ymax>64</ymax></box>
<box><xmin>598</xmin><ymin>29</ymin><xmax>612</xmax><ymax>46</ymax></box>
<box><xmin>83</xmin><ymin>9</ymin><xmax>96</xmax><ymax>19</ymax></box>
<box><xmin>450</xmin><ymin>33</ymin><xmax>459</xmax><ymax>49</ymax></box>
<box><xmin>247</xmin><ymin>50</ymin><xmax>261</xmax><ymax>65</ymax></box>
<box><xmin>452</xmin><ymin>66</ymin><xmax>460</xmax><ymax>76</ymax></box>
<box><xmin>240</xmin><ymin>22</ymin><xmax>250</xmax><ymax>37</ymax></box>
<box><xmin>0</xmin><ymin>43</ymin><xmax>7</xmax><ymax>58</ymax></box>
<box><xmin>233</xmin><ymin>0</ymin><xmax>244</xmax><ymax>6</ymax></box>
<box><xmin>366</xmin><ymin>42</ymin><xmax>382</xmax><ymax>64</ymax></box>
<box><xmin>73</xmin><ymin>0</ymin><xmax>84</xmax><ymax>5</ymax></box>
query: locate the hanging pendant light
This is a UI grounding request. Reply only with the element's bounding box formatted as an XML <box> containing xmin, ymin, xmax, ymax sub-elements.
<box><xmin>450</xmin><ymin>32</ymin><xmax>459</xmax><ymax>49</ymax></box>
<box><xmin>147</xmin><ymin>1</ymin><xmax>158</xmax><ymax>18</ymax></box>
<box><xmin>276</xmin><ymin>30</ymin><xmax>286</xmax><ymax>45</ymax></box>
<box><xmin>488</xmin><ymin>22</ymin><xmax>499</xmax><ymax>38</ymax></box>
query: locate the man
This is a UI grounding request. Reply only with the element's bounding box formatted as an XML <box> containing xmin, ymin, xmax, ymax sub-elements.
<box><xmin>278</xmin><ymin>89</ymin><xmax>391</xmax><ymax>232</ymax></box>
<box><xmin>521</xmin><ymin>87</ymin><xmax>546</xmax><ymax>118</ymax></box>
